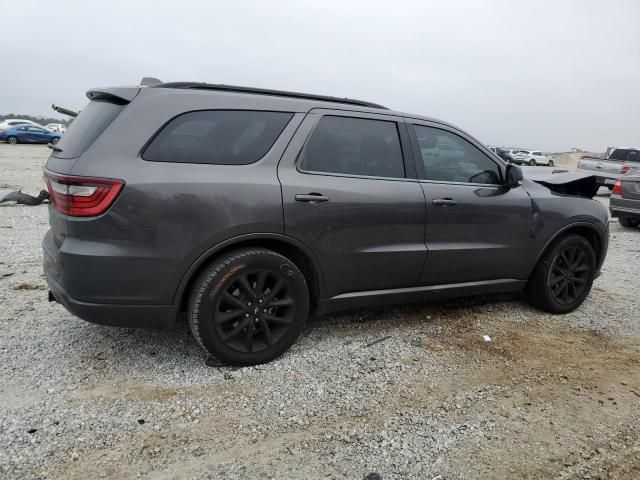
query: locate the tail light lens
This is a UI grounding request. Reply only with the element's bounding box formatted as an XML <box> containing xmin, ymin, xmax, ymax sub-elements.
<box><xmin>612</xmin><ymin>180</ymin><xmax>622</xmax><ymax>195</ymax></box>
<box><xmin>620</xmin><ymin>164</ymin><xmax>630</xmax><ymax>175</ymax></box>
<box><xmin>43</xmin><ymin>170</ymin><xmax>124</xmax><ymax>217</ymax></box>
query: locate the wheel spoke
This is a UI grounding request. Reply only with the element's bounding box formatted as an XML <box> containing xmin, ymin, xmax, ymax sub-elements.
<box><xmin>259</xmin><ymin>318</ymin><xmax>273</xmax><ymax>346</ymax></box>
<box><xmin>222</xmin><ymin>291</ymin><xmax>246</xmax><ymax>309</ymax></box>
<box><xmin>572</xmin><ymin>249</ymin><xmax>585</xmax><ymax>269</ymax></box>
<box><xmin>222</xmin><ymin>318</ymin><xmax>250</xmax><ymax>341</ymax></box>
<box><xmin>549</xmin><ymin>274</ymin><xmax>564</xmax><ymax>288</ymax></box>
<box><xmin>574</xmin><ymin>264</ymin><xmax>591</xmax><ymax>273</ymax></box>
<box><xmin>264</xmin><ymin>314</ymin><xmax>292</xmax><ymax>325</ymax></box>
<box><xmin>237</xmin><ymin>274</ymin><xmax>255</xmax><ymax>298</ymax></box>
<box><xmin>264</xmin><ymin>278</ymin><xmax>286</xmax><ymax>303</ymax></box>
<box><xmin>245</xmin><ymin>324</ymin><xmax>255</xmax><ymax>352</ymax></box>
<box><xmin>573</xmin><ymin>276</ymin><xmax>587</xmax><ymax>285</ymax></box>
<box><xmin>269</xmin><ymin>296</ymin><xmax>294</xmax><ymax>307</ymax></box>
<box><xmin>567</xmin><ymin>280</ymin><xmax>576</xmax><ymax>300</ymax></box>
<box><xmin>215</xmin><ymin>309</ymin><xmax>245</xmax><ymax>324</ymax></box>
<box><xmin>560</xmin><ymin>252</ymin><xmax>570</xmax><ymax>269</ymax></box>
<box><xmin>255</xmin><ymin>271</ymin><xmax>268</xmax><ymax>296</ymax></box>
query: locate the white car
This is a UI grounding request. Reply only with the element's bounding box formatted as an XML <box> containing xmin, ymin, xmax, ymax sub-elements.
<box><xmin>45</xmin><ymin>123</ymin><xmax>66</xmax><ymax>133</ymax></box>
<box><xmin>515</xmin><ymin>150</ymin><xmax>554</xmax><ymax>167</ymax></box>
<box><xmin>0</xmin><ymin>118</ymin><xmax>47</xmax><ymax>130</ymax></box>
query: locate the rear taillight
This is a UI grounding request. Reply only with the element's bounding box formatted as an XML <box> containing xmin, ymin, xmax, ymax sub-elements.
<box><xmin>620</xmin><ymin>164</ymin><xmax>630</xmax><ymax>175</ymax></box>
<box><xmin>612</xmin><ymin>180</ymin><xmax>622</xmax><ymax>195</ymax></box>
<box><xmin>43</xmin><ymin>170</ymin><xmax>124</xmax><ymax>217</ymax></box>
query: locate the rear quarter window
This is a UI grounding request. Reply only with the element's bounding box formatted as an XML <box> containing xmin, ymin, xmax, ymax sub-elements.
<box><xmin>142</xmin><ymin>110</ymin><xmax>293</xmax><ymax>165</ymax></box>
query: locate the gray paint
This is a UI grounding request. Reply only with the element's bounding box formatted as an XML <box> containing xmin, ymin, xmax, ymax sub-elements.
<box><xmin>43</xmin><ymin>85</ymin><xmax>610</xmax><ymax>328</ymax></box>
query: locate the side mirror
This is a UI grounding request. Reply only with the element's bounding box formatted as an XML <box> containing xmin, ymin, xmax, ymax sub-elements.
<box><xmin>505</xmin><ymin>164</ymin><xmax>523</xmax><ymax>188</ymax></box>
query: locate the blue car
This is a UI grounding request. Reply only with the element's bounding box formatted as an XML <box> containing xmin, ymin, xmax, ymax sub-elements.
<box><xmin>0</xmin><ymin>125</ymin><xmax>61</xmax><ymax>145</ymax></box>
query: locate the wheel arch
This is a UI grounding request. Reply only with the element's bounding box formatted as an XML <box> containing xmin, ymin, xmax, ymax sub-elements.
<box><xmin>532</xmin><ymin>222</ymin><xmax>606</xmax><ymax>275</ymax></box>
<box><xmin>174</xmin><ymin>233</ymin><xmax>324</xmax><ymax>315</ymax></box>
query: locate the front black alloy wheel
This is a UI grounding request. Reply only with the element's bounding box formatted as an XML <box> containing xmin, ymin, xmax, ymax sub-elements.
<box><xmin>548</xmin><ymin>246</ymin><xmax>590</xmax><ymax>305</ymax></box>
<box><xmin>525</xmin><ymin>234</ymin><xmax>596</xmax><ymax>313</ymax></box>
<box><xmin>189</xmin><ymin>248</ymin><xmax>309</xmax><ymax>365</ymax></box>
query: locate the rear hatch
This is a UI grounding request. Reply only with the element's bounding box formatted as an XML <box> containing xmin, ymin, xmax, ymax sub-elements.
<box><xmin>622</xmin><ymin>175</ymin><xmax>640</xmax><ymax>200</ymax></box>
<box><xmin>44</xmin><ymin>87</ymin><xmax>139</xmax><ymax>248</ymax></box>
<box><xmin>46</xmin><ymin>87</ymin><xmax>139</xmax><ymax>174</ymax></box>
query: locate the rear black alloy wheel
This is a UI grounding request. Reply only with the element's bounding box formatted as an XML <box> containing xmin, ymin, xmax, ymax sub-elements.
<box><xmin>548</xmin><ymin>160</ymin><xmax>554</xmax><ymax>167</ymax></box>
<box><xmin>189</xmin><ymin>248</ymin><xmax>309</xmax><ymax>365</ymax></box>
<box><xmin>529</xmin><ymin>159</ymin><xmax>536</xmax><ymax>166</ymax></box>
<box><xmin>548</xmin><ymin>246</ymin><xmax>590</xmax><ymax>305</ymax></box>
<box><xmin>619</xmin><ymin>216</ymin><xmax>640</xmax><ymax>229</ymax></box>
<box><xmin>8</xmin><ymin>136</ymin><xmax>18</xmax><ymax>145</ymax></box>
<box><xmin>214</xmin><ymin>269</ymin><xmax>294</xmax><ymax>353</ymax></box>
<box><xmin>525</xmin><ymin>234</ymin><xmax>595</xmax><ymax>313</ymax></box>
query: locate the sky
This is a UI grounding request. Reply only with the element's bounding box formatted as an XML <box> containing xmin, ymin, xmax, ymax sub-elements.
<box><xmin>1</xmin><ymin>0</ymin><xmax>638</xmax><ymax>152</ymax></box>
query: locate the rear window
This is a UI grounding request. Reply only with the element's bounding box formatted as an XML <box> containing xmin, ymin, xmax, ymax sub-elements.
<box><xmin>609</xmin><ymin>149</ymin><xmax>639</xmax><ymax>161</ymax></box>
<box><xmin>142</xmin><ymin>110</ymin><xmax>293</xmax><ymax>165</ymax></box>
<box><xmin>299</xmin><ymin>116</ymin><xmax>405</xmax><ymax>178</ymax></box>
<box><xmin>52</xmin><ymin>100</ymin><xmax>124</xmax><ymax>159</ymax></box>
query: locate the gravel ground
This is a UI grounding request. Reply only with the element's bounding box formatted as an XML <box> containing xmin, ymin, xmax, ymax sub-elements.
<box><xmin>1</xmin><ymin>145</ymin><xmax>639</xmax><ymax>480</ymax></box>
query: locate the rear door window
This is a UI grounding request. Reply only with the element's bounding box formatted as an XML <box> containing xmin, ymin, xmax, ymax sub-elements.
<box><xmin>412</xmin><ymin>125</ymin><xmax>502</xmax><ymax>185</ymax></box>
<box><xmin>52</xmin><ymin>100</ymin><xmax>125</xmax><ymax>159</ymax></box>
<box><xmin>143</xmin><ymin>110</ymin><xmax>293</xmax><ymax>165</ymax></box>
<box><xmin>298</xmin><ymin>115</ymin><xmax>405</xmax><ymax>178</ymax></box>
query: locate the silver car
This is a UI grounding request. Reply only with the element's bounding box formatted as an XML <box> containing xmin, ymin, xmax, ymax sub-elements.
<box><xmin>610</xmin><ymin>173</ymin><xmax>640</xmax><ymax>228</ymax></box>
<box><xmin>578</xmin><ymin>148</ymin><xmax>640</xmax><ymax>188</ymax></box>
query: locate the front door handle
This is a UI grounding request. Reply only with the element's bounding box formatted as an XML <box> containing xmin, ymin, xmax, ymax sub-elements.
<box><xmin>432</xmin><ymin>198</ymin><xmax>458</xmax><ymax>206</ymax></box>
<box><xmin>295</xmin><ymin>193</ymin><xmax>329</xmax><ymax>204</ymax></box>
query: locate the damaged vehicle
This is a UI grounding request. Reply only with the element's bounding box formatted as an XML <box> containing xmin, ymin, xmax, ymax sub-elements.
<box><xmin>43</xmin><ymin>80</ymin><xmax>609</xmax><ymax>365</ymax></box>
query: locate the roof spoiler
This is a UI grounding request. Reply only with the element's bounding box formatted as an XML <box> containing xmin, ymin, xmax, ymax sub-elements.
<box><xmin>86</xmin><ymin>86</ymin><xmax>140</xmax><ymax>104</ymax></box>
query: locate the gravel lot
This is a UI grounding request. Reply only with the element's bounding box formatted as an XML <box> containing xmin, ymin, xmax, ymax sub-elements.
<box><xmin>1</xmin><ymin>145</ymin><xmax>639</xmax><ymax>479</ymax></box>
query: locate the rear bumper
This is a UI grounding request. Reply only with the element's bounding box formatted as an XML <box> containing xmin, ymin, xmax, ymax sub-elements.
<box><xmin>610</xmin><ymin>195</ymin><xmax>640</xmax><ymax>218</ymax></box>
<box><xmin>43</xmin><ymin>230</ymin><xmax>179</xmax><ymax>329</ymax></box>
<box><xmin>46</xmin><ymin>273</ymin><xmax>178</xmax><ymax>329</ymax></box>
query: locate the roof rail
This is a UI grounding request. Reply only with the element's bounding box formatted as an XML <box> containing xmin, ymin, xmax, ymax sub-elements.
<box><xmin>151</xmin><ymin>82</ymin><xmax>388</xmax><ymax>110</ymax></box>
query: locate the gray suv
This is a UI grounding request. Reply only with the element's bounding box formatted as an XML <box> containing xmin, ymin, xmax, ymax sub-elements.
<box><xmin>43</xmin><ymin>81</ymin><xmax>609</xmax><ymax>365</ymax></box>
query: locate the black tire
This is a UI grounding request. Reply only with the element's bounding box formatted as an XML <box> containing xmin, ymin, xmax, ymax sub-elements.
<box><xmin>619</xmin><ymin>216</ymin><xmax>640</xmax><ymax>228</ymax></box>
<box><xmin>548</xmin><ymin>160</ymin><xmax>554</xmax><ymax>167</ymax></box>
<box><xmin>188</xmin><ymin>248</ymin><xmax>309</xmax><ymax>366</ymax></box>
<box><xmin>525</xmin><ymin>234</ymin><xmax>596</xmax><ymax>314</ymax></box>
<box><xmin>51</xmin><ymin>137</ymin><xmax>60</xmax><ymax>145</ymax></box>
<box><xmin>529</xmin><ymin>159</ymin><xmax>536</xmax><ymax>166</ymax></box>
<box><xmin>7</xmin><ymin>136</ymin><xmax>18</xmax><ymax>145</ymax></box>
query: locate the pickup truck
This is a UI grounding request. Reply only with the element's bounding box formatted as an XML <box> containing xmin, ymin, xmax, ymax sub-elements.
<box><xmin>577</xmin><ymin>148</ymin><xmax>640</xmax><ymax>189</ymax></box>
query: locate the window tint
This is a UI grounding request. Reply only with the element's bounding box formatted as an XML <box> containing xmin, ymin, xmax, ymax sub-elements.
<box><xmin>299</xmin><ymin>116</ymin><xmax>405</xmax><ymax>178</ymax></box>
<box><xmin>413</xmin><ymin>125</ymin><xmax>501</xmax><ymax>184</ymax></box>
<box><xmin>53</xmin><ymin>99</ymin><xmax>125</xmax><ymax>159</ymax></box>
<box><xmin>609</xmin><ymin>149</ymin><xmax>632</xmax><ymax>161</ymax></box>
<box><xmin>143</xmin><ymin>110</ymin><xmax>293</xmax><ymax>165</ymax></box>
<box><xmin>532</xmin><ymin>151</ymin><xmax>542</xmax><ymax>156</ymax></box>
<box><xmin>627</xmin><ymin>150</ymin><xmax>638</xmax><ymax>162</ymax></box>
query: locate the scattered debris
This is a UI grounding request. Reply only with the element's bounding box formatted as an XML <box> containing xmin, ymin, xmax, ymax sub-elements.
<box><xmin>365</xmin><ymin>336</ymin><xmax>392</xmax><ymax>348</ymax></box>
<box><xmin>364</xmin><ymin>473</ymin><xmax>382</xmax><ymax>480</ymax></box>
<box><xmin>0</xmin><ymin>189</ymin><xmax>50</xmax><ymax>206</ymax></box>
<box><xmin>1</xmin><ymin>272</ymin><xmax>14</xmax><ymax>278</ymax></box>
<box><xmin>13</xmin><ymin>282</ymin><xmax>47</xmax><ymax>291</ymax></box>
<box><xmin>483</xmin><ymin>335</ymin><xmax>492</xmax><ymax>342</ymax></box>
<box><xmin>137</xmin><ymin>419</ymin><xmax>145</xmax><ymax>425</ymax></box>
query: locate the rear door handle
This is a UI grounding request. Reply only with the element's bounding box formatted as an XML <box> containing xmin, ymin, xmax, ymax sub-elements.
<box><xmin>295</xmin><ymin>193</ymin><xmax>329</xmax><ymax>203</ymax></box>
<box><xmin>432</xmin><ymin>198</ymin><xmax>458</xmax><ymax>206</ymax></box>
